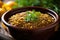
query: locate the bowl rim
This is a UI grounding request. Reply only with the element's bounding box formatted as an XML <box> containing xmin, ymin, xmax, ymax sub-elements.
<box><xmin>1</xmin><ymin>6</ymin><xmax>59</xmax><ymax>31</ymax></box>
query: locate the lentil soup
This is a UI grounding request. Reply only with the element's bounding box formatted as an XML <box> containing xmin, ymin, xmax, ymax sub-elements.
<box><xmin>8</xmin><ymin>10</ymin><xmax>55</xmax><ymax>29</ymax></box>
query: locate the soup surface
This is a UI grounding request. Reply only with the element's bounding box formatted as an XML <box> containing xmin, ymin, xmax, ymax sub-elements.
<box><xmin>8</xmin><ymin>10</ymin><xmax>55</xmax><ymax>29</ymax></box>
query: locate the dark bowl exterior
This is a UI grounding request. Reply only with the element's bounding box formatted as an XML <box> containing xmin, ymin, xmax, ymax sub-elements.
<box><xmin>1</xmin><ymin>6</ymin><xmax>59</xmax><ymax>40</ymax></box>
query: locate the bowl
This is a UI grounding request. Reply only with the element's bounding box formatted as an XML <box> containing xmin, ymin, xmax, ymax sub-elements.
<box><xmin>1</xmin><ymin>6</ymin><xmax>59</xmax><ymax>40</ymax></box>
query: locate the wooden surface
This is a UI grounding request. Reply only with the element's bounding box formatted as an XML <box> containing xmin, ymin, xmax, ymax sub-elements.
<box><xmin>0</xmin><ymin>22</ymin><xmax>11</xmax><ymax>36</ymax></box>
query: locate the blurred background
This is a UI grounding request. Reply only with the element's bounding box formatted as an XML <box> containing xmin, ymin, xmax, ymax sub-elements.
<box><xmin>0</xmin><ymin>0</ymin><xmax>60</xmax><ymax>17</ymax></box>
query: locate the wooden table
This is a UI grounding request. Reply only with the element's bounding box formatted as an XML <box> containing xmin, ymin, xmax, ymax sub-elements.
<box><xmin>0</xmin><ymin>20</ymin><xmax>15</xmax><ymax>40</ymax></box>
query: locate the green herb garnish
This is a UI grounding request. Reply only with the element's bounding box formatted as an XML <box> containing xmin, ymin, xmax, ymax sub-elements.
<box><xmin>25</xmin><ymin>10</ymin><xmax>41</xmax><ymax>22</ymax></box>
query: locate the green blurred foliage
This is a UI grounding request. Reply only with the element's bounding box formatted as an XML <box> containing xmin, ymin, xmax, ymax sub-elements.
<box><xmin>39</xmin><ymin>0</ymin><xmax>60</xmax><ymax>15</ymax></box>
<box><xmin>14</xmin><ymin>0</ymin><xmax>60</xmax><ymax>15</ymax></box>
<box><xmin>15</xmin><ymin>0</ymin><xmax>40</xmax><ymax>7</ymax></box>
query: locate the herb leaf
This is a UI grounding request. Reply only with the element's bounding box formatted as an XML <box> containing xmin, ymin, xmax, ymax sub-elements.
<box><xmin>25</xmin><ymin>10</ymin><xmax>41</xmax><ymax>22</ymax></box>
